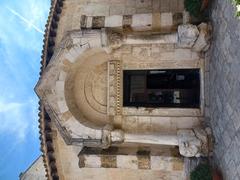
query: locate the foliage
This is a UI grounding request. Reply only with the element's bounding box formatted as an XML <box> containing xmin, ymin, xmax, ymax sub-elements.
<box><xmin>232</xmin><ymin>0</ymin><xmax>240</xmax><ymax>17</ymax></box>
<box><xmin>184</xmin><ymin>0</ymin><xmax>202</xmax><ymax>17</ymax></box>
<box><xmin>190</xmin><ymin>163</ymin><xmax>212</xmax><ymax>180</ymax></box>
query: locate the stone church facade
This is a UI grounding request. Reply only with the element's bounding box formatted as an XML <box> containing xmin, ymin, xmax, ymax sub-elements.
<box><xmin>35</xmin><ymin>0</ymin><xmax>212</xmax><ymax>179</ymax></box>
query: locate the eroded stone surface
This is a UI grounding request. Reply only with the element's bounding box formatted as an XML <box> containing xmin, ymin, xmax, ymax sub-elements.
<box><xmin>20</xmin><ymin>156</ymin><xmax>47</xmax><ymax>180</ymax></box>
<box><xmin>177</xmin><ymin>128</ymin><xmax>209</xmax><ymax>157</ymax></box>
<box><xmin>37</xmin><ymin>1</ymin><xmax>213</xmax><ymax>179</ymax></box>
<box><xmin>36</xmin><ymin>28</ymin><xmax>208</xmax><ymax>148</ymax></box>
<box><xmin>193</xmin><ymin>23</ymin><xmax>212</xmax><ymax>52</ymax></box>
<box><xmin>177</xmin><ymin>24</ymin><xmax>199</xmax><ymax>48</ymax></box>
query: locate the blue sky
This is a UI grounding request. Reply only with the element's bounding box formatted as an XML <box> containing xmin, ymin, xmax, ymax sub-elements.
<box><xmin>0</xmin><ymin>0</ymin><xmax>50</xmax><ymax>179</ymax></box>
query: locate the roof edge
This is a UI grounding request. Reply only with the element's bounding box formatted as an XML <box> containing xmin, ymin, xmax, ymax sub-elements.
<box><xmin>38</xmin><ymin>0</ymin><xmax>64</xmax><ymax>179</ymax></box>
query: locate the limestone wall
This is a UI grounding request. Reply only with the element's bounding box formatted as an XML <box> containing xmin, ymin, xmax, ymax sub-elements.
<box><xmin>20</xmin><ymin>156</ymin><xmax>47</xmax><ymax>180</ymax></box>
<box><xmin>52</xmin><ymin>123</ymin><xmax>186</xmax><ymax>180</ymax></box>
<box><xmin>38</xmin><ymin>0</ymin><xmax>212</xmax><ymax>178</ymax></box>
<box><xmin>112</xmin><ymin>43</ymin><xmax>204</xmax><ymax>133</ymax></box>
<box><xmin>37</xmin><ymin>29</ymin><xmax>205</xmax><ymax>141</ymax></box>
<box><xmin>55</xmin><ymin>0</ymin><xmax>185</xmax><ymax>46</ymax></box>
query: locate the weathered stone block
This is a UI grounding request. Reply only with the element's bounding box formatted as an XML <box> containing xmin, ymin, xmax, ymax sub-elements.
<box><xmin>137</xmin><ymin>155</ymin><xmax>151</xmax><ymax>169</ymax></box>
<box><xmin>132</xmin><ymin>13</ymin><xmax>152</xmax><ymax>31</ymax></box>
<box><xmin>193</xmin><ymin>23</ymin><xmax>211</xmax><ymax>52</ymax></box>
<box><xmin>171</xmin><ymin>158</ymin><xmax>184</xmax><ymax>171</ymax></box>
<box><xmin>116</xmin><ymin>155</ymin><xmax>138</xmax><ymax>169</ymax></box>
<box><xmin>92</xmin><ymin>16</ymin><xmax>105</xmax><ymax>28</ymax></box>
<box><xmin>177</xmin><ymin>24</ymin><xmax>199</xmax><ymax>48</ymax></box>
<box><xmin>160</xmin><ymin>13</ymin><xmax>173</xmax><ymax>27</ymax></box>
<box><xmin>105</xmin><ymin>15</ymin><xmax>123</xmax><ymax>27</ymax></box>
<box><xmin>61</xmin><ymin>110</ymin><xmax>72</xmax><ymax>122</ymax></box>
<box><xmin>123</xmin><ymin>15</ymin><xmax>132</xmax><ymax>26</ymax></box>
<box><xmin>80</xmin><ymin>15</ymin><xmax>87</xmax><ymax>28</ymax></box>
<box><xmin>101</xmin><ymin>155</ymin><xmax>117</xmax><ymax>168</ymax></box>
<box><xmin>152</xmin><ymin>13</ymin><xmax>161</xmax><ymax>29</ymax></box>
<box><xmin>86</xmin><ymin>16</ymin><xmax>93</xmax><ymax>28</ymax></box>
<box><xmin>84</xmin><ymin>155</ymin><xmax>101</xmax><ymax>168</ymax></box>
<box><xmin>151</xmin><ymin>156</ymin><xmax>173</xmax><ymax>171</ymax></box>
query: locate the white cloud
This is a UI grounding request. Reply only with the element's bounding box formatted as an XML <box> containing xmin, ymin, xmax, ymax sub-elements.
<box><xmin>0</xmin><ymin>98</ymin><xmax>38</xmax><ymax>142</ymax></box>
<box><xmin>0</xmin><ymin>0</ymin><xmax>50</xmax><ymax>97</ymax></box>
<box><xmin>0</xmin><ymin>0</ymin><xmax>49</xmax><ymax>178</ymax></box>
<box><xmin>6</xmin><ymin>7</ymin><xmax>44</xmax><ymax>34</ymax></box>
<box><xmin>0</xmin><ymin>0</ymin><xmax>49</xmax><ymax>144</ymax></box>
<box><xmin>0</xmin><ymin>0</ymin><xmax>50</xmax><ymax>52</ymax></box>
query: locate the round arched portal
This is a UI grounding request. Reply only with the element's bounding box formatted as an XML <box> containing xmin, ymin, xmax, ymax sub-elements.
<box><xmin>65</xmin><ymin>49</ymin><xmax>110</xmax><ymax>128</ymax></box>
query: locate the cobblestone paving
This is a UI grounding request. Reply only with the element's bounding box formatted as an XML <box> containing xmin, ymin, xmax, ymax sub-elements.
<box><xmin>208</xmin><ymin>0</ymin><xmax>240</xmax><ymax>179</ymax></box>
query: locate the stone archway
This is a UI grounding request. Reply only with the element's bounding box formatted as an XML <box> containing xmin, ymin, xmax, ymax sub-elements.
<box><xmin>65</xmin><ymin>49</ymin><xmax>110</xmax><ymax>128</ymax></box>
<box><xmin>36</xmin><ymin>28</ymin><xmax>211</xmax><ymax>157</ymax></box>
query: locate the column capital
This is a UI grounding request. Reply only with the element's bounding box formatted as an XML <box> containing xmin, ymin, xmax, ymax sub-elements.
<box><xmin>177</xmin><ymin>128</ymin><xmax>211</xmax><ymax>157</ymax></box>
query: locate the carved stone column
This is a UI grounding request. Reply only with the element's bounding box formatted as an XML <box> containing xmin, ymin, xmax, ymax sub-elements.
<box><xmin>124</xmin><ymin>133</ymin><xmax>179</xmax><ymax>146</ymax></box>
<box><xmin>100</xmin><ymin>125</ymin><xmax>211</xmax><ymax>158</ymax></box>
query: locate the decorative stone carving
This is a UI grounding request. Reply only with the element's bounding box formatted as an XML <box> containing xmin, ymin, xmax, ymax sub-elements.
<box><xmin>193</xmin><ymin>23</ymin><xmax>211</xmax><ymax>52</ymax></box>
<box><xmin>177</xmin><ymin>24</ymin><xmax>199</xmax><ymax>48</ymax></box>
<box><xmin>110</xmin><ymin>130</ymin><xmax>124</xmax><ymax>143</ymax></box>
<box><xmin>101</xmin><ymin>125</ymin><xmax>124</xmax><ymax>148</ymax></box>
<box><xmin>177</xmin><ymin>128</ymin><xmax>209</xmax><ymax>157</ymax></box>
<box><xmin>37</xmin><ymin>27</ymin><xmax>211</xmax><ymax>156</ymax></box>
<box><xmin>64</xmin><ymin>37</ymin><xmax>74</xmax><ymax>50</ymax></box>
<box><xmin>35</xmin><ymin>30</ymin><xmax>110</xmax><ymax>145</ymax></box>
<box><xmin>101</xmin><ymin>124</ymin><xmax>113</xmax><ymax>148</ymax></box>
<box><xmin>107</xmin><ymin>60</ymin><xmax>122</xmax><ymax>118</ymax></box>
<box><xmin>177</xmin><ymin>130</ymin><xmax>201</xmax><ymax>157</ymax></box>
<box><xmin>106</xmin><ymin>30</ymin><xmax>123</xmax><ymax>51</ymax></box>
<box><xmin>96</xmin><ymin>126</ymin><xmax>210</xmax><ymax>157</ymax></box>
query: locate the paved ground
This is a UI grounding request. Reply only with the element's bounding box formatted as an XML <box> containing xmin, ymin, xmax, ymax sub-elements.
<box><xmin>208</xmin><ymin>0</ymin><xmax>240</xmax><ymax>179</ymax></box>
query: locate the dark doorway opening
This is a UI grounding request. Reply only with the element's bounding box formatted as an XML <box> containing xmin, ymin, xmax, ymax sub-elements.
<box><xmin>123</xmin><ymin>69</ymin><xmax>200</xmax><ymax>108</ymax></box>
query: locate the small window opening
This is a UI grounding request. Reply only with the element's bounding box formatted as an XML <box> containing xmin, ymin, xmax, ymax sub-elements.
<box><xmin>123</xmin><ymin>69</ymin><xmax>200</xmax><ymax>108</ymax></box>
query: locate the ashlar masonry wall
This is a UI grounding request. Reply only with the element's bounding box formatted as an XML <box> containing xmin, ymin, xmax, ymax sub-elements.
<box><xmin>54</xmin><ymin>0</ymin><xmax>185</xmax><ymax>47</ymax></box>
<box><xmin>38</xmin><ymin>0</ymin><xmax>212</xmax><ymax>179</ymax></box>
